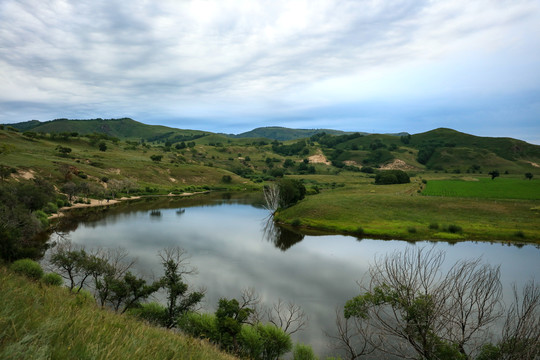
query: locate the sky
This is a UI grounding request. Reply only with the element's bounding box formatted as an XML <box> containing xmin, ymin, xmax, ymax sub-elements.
<box><xmin>1</xmin><ymin>0</ymin><xmax>540</xmax><ymax>143</ymax></box>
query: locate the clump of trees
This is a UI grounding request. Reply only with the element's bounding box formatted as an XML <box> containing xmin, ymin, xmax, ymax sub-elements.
<box><xmin>335</xmin><ymin>247</ymin><xmax>540</xmax><ymax>360</ymax></box>
<box><xmin>374</xmin><ymin>170</ymin><xmax>410</xmax><ymax>185</ymax></box>
<box><xmin>0</xmin><ymin>178</ymin><xmax>60</xmax><ymax>261</ymax></box>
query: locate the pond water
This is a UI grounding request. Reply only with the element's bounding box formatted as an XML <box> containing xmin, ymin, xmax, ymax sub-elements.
<box><xmin>50</xmin><ymin>193</ymin><xmax>540</xmax><ymax>356</ymax></box>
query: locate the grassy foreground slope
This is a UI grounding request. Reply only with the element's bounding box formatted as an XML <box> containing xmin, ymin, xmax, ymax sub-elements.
<box><xmin>0</xmin><ymin>267</ymin><xmax>235</xmax><ymax>360</ymax></box>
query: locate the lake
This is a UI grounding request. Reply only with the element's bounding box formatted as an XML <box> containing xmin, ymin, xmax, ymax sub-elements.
<box><xmin>49</xmin><ymin>193</ymin><xmax>540</xmax><ymax>357</ymax></box>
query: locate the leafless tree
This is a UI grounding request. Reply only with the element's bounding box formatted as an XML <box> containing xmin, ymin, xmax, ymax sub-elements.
<box><xmin>326</xmin><ymin>307</ymin><xmax>377</xmax><ymax>360</ymax></box>
<box><xmin>344</xmin><ymin>246</ymin><xmax>506</xmax><ymax>359</ymax></box>
<box><xmin>498</xmin><ymin>280</ymin><xmax>540</xmax><ymax>359</ymax></box>
<box><xmin>263</xmin><ymin>183</ymin><xmax>280</xmax><ymax>214</ymax></box>
<box><xmin>266</xmin><ymin>298</ymin><xmax>308</xmax><ymax>335</ymax></box>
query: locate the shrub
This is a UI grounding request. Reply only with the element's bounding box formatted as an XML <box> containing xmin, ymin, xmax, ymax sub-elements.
<box><xmin>291</xmin><ymin>219</ymin><xmax>301</xmax><ymax>227</ymax></box>
<box><xmin>293</xmin><ymin>343</ymin><xmax>317</xmax><ymax>360</ymax></box>
<box><xmin>34</xmin><ymin>210</ymin><xmax>49</xmax><ymax>228</ymax></box>
<box><xmin>374</xmin><ymin>170</ymin><xmax>410</xmax><ymax>185</ymax></box>
<box><xmin>446</xmin><ymin>224</ymin><xmax>462</xmax><ymax>234</ymax></box>
<box><xmin>10</xmin><ymin>258</ymin><xmax>44</xmax><ymax>280</ymax></box>
<box><xmin>43</xmin><ymin>201</ymin><xmax>58</xmax><ymax>214</ymax></box>
<box><xmin>129</xmin><ymin>302</ymin><xmax>168</xmax><ymax>327</ymax></box>
<box><xmin>221</xmin><ymin>175</ymin><xmax>232</xmax><ymax>184</ymax></box>
<box><xmin>429</xmin><ymin>223</ymin><xmax>439</xmax><ymax>230</ymax></box>
<box><xmin>42</xmin><ymin>272</ymin><xmax>63</xmax><ymax>286</ymax></box>
<box><xmin>408</xmin><ymin>227</ymin><xmax>417</xmax><ymax>234</ymax></box>
<box><xmin>178</xmin><ymin>312</ymin><xmax>218</xmax><ymax>342</ymax></box>
<box><xmin>514</xmin><ymin>231</ymin><xmax>525</xmax><ymax>239</ymax></box>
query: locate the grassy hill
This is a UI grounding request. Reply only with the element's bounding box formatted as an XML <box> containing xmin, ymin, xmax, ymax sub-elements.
<box><xmin>229</xmin><ymin>126</ymin><xmax>354</xmax><ymax>140</ymax></box>
<box><xmin>6</xmin><ymin>118</ymin><xmax>207</xmax><ymax>141</ymax></box>
<box><xmin>0</xmin><ymin>266</ymin><xmax>234</xmax><ymax>360</ymax></box>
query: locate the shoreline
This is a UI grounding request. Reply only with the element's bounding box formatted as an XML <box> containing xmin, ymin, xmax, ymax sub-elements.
<box><xmin>48</xmin><ymin>191</ymin><xmax>210</xmax><ymax>219</ymax></box>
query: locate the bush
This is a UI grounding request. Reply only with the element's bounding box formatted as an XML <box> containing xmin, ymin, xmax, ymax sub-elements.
<box><xmin>10</xmin><ymin>258</ymin><xmax>44</xmax><ymax>280</ymax></box>
<box><xmin>43</xmin><ymin>201</ymin><xmax>58</xmax><ymax>214</ymax></box>
<box><xmin>408</xmin><ymin>227</ymin><xmax>417</xmax><ymax>234</ymax></box>
<box><xmin>178</xmin><ymin>312</ymin><xmax>219</xmax><ymax>342</ymax></box>
<box><xmin>429</xmin><ymin>223</ymin><xmax>439</xmax><ymax>230</ymax></box>
<box><xmin>291</xmin><ymin>219</ymin><xmax>301</xmax><ymax>227</ymax></box>
<box><xmin>42</xmin><ymin>272</ymin><xmax>63</xmax><ymax>286</ymax></box>
<box><xmin>293</xmin><ymin>343</ymin><xmax>317</xmax><ymax>360</ymax></box>
<box><xmin>34</xmin><ymin>210</ymin><xmax>49</xmax><ymax>228</ymax></box>
<box><xmin>374</xmin><ymin>170</ymin><xmax>410</xmax><ymax>185</ymax></box>
<box><xmin>129</xmin><ymin>302</ymin><xmax>168</xmax><ymax>327</ymax></box>
<box><xmin>446</xmin><ymin>224</ymin><xmax>462</xmax><ymax>234</ymax></box>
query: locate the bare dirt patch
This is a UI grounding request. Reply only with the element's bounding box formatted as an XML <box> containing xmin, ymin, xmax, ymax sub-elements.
<box><xmin>379</xmin><ymin>159</ymin><xmax>416</xmax><ymax>170</ymax></box>
<box><xmin>308</xmin><ymin>152</ymin><xmax>331</xmax><ymax>165</ymax></box>
<box><xmin>527</xmin><ymin>161</ymin><xmax>540</xmax><ymax>168</ymax></box>
<box><xmin>13</xmin><ymin>169</ymin><xmax>36</xmax><ymax>180</ymax></box>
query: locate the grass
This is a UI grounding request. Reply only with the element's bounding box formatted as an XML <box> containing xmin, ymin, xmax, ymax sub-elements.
<box><xmin>0</xmin><ymin>266</ymin><xmax>235</xmax><ymax>360</ymax></box>
<box><xmin>275</xmin><ymin>174</ymin><xmax>540</xmax><ymax>242</ymax></box>
<box><xmin>422</xmin><ymin>177</ymin><xmax>540</xmax><ymax>200</ymax></box>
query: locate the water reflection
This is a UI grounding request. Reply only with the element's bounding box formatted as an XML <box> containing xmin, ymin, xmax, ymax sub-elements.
<box><xmin>48</xmin><ymin>193</ymin><xmax>540</xmax><ymax>357</ymax></box>
<box><xmin>262</xmin><ymin>216</ymin><xmax>304</xmax><ymax>251</ymax></box>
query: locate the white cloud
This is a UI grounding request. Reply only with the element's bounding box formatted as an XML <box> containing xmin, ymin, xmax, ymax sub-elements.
<box><xmin>0</xmin><ymin>0</ymin><xmax>539</xmax><ymax>142</ymax></box>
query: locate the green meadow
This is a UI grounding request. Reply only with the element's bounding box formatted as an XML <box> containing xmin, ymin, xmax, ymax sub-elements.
<box><xmin>276</xmin><ymin>174</ymin><xmax>540</xmax><ymax>242</ymax></box>
<box><xmin>422</xmin><ymin>177</ymin><xmax>540</xmax><ymax>200</ymax></box>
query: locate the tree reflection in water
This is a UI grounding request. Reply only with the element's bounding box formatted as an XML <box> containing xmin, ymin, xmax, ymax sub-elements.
<box><xmin>262</xmin><ymin>215</ymin><xmax>304</xmax><ymax>251</ymax></box>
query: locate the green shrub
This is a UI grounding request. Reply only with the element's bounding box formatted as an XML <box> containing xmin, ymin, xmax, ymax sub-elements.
<box><xmin>178</xmin><ymin>312</ymin><xmax>218</xmax><ymax>342</ymax></box>
<box><xmin>34</xmin><ymin>209</ymin><xmax>49</xmax><ymax>227</ymax></box>
<box><xmin>291</xmin><ymin>219</ymin><xmax>301</xmax><ymax>227</ymax></box>
<box><xmin>374</xmin><ymin>170</ymin><xmax>410</xmax><ymax>185</ymax></box>
<box><xmin>42</xmin><ymin>272</ymin><xmax>63</xmax><ymax>286</ymax></box>
<box><xmin>293</xmin><ymin>343</ymin><xmax>317</xmax><ymax>360</ymax></box>
<box><xmin>429</xmin><ymin>223</ymin><xmax>439</xmax><ymax>230</ymax></box>
<box><xmin>514</xmin><ymin>231</ymin><xmax>526</xmax><ymax>239</ymax></box>
<box><xmin>407</xmin><ymin>227</ymin><xmax>417</xmax><ymax>234</ymax></box>
<box><xmin>43</xmin><ymin>201</ymin><xmax>58</xmax><ymax>214</ymax></box>
<box><xmin>239</xmin><ymin>325</ymin><xmax>263</xmax><ymax>359</ymax></box>
<box><xmin>256</xmin><ymin>323</ymin><xmax>292</xmax><ymax>360</ymax></box>
<box><xmin>446</xmin><ymin>224</ymin><xmax>462</xmax><ymax>234</ymax></box>
<box><xmin>10</xmin><ymin>258</ymin><xmax>44</xmax><ymax>280</ymax></box>
<box><xmin>128</xmin><ymin>302</ymin><xmax>167</xmax><ymax>327</ymax></box>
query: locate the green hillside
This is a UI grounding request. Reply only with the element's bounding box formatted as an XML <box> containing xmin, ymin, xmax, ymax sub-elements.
<box><xmin>230</xmin><ymin>126</ymin><xmax>354</xmax><ymax>140</ymax></box>
<box><xmin>0</xmin><ymin>267</ymin><xmax>234</xmax><ymax>360</ymax></box>
<box><xmin>7</xmin><ymin>118</ymin><xmax>207</xmax><ymax>141</ymax></box>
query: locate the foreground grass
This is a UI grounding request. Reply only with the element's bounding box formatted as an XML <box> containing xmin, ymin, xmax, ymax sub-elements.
<box><xmin>0</xmin><ymin>267</ymin><xmax>235</xmax><ymax>360</ymax></box>
<box><xmin>276</xmin><ymin>175</ymin><xmax>540</xmax><ymax>242</ymax></box>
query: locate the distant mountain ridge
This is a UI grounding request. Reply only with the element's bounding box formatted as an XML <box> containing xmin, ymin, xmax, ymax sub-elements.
<box><xmin>6</xmin><ymin>119</ymin><xmax>410</xmax><ymax>141</ymax></box>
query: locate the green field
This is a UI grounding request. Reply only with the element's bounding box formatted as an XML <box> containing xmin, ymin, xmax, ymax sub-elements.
<box><xmin>276</xmin><ymin>173</ymin><xmax>540</xmax><ymax>242</ymax></box>
<box><xmin>422</xmin><ymin>178</ymin><xmax>540</xmax><ymax>200</ymax></box>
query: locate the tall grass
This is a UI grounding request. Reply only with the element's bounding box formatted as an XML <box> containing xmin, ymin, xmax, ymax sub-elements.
<box><xmin>0</xmin><ymin>267</ymin><xmax>235</xmax><ymax>360</ymax></box>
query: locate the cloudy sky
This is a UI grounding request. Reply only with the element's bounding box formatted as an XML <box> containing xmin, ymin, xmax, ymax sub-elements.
<box><xmin>1</xmin><ymin>0</ymin><xmax>539</xmax><ymax>143</ymax></box>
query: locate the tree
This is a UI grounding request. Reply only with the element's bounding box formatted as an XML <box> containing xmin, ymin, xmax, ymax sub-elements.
<box><xmin>98</xmin><ymin>142</ymin><xmax>107</xmax><ymax>151</ymax></box>
<box><xmin>374</xmin><ymin>170</ymin><xmax>410</xmax><ymax>185</ymax></box>
<box><xmin>278</xmin><ymin>179</ymin><xmax>306</xmax><ymax>209</ymax></box>
<box><xmin>216</xmin><ymin>298</ymin><xmax>253</xmax><ymax>352</ymax></box>
<box><xmin>56</xmin><ymin>145</ymin><xmax>72</xmax><ymax>157</ymax></box>
<box><xmin>525</xmin><ymin>172</ymin><xmax>533</xmax><ymax>180</ymax></box>
<box><xmin>158</xmin><ymin>247</ymin><xmax>205</xmax><ymax>329</ymax></box>
<box><xmin>489</xmin><ymin>170</ymin><xmax>500</xmax><ymax>180</ymax></box>
<box><xmin>150</xmin><ymin>154</ymin><xmax>163</xmax><ymax>162</ymax></box>
<box><xmin>344</xmin><ymin>247</ymin><xmax>504</xmax><ymax>359</ymax></box>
